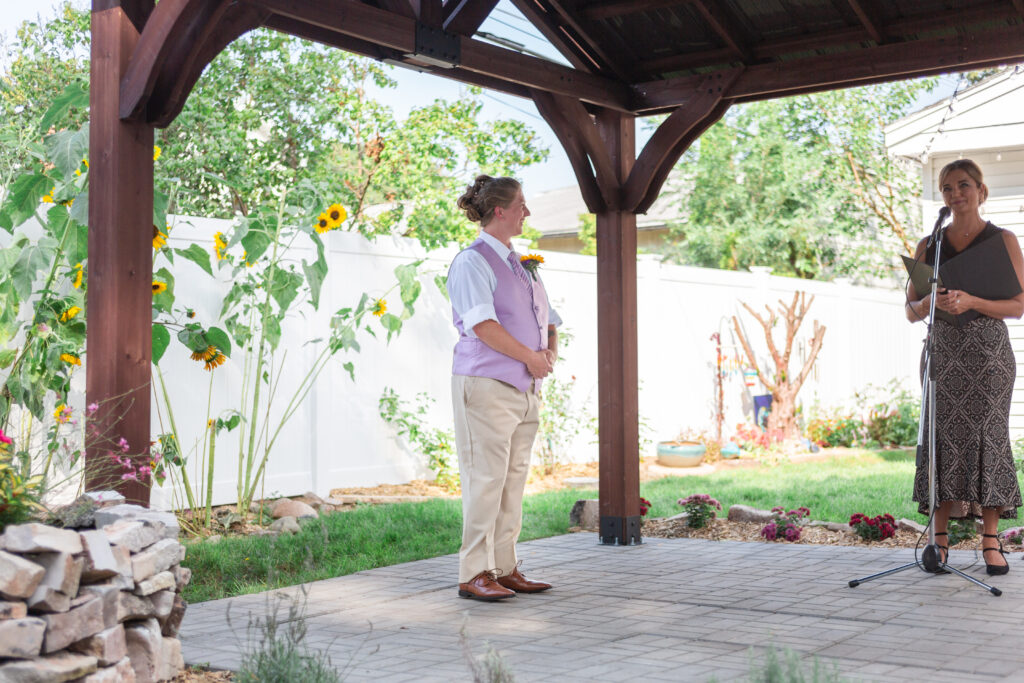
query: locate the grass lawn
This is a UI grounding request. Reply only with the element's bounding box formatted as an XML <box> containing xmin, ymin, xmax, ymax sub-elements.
<box><xmin>181</xmin><ymin>448</ymin><xmax>1024</xmax><ymax>603</ymax></box>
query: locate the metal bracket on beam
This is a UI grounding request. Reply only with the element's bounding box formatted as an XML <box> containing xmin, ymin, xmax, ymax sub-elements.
<box><xmin>599</xmin><ymin>515</ymin><xmax>642</xmax><ymax>546</ymax></box>
<box><xmin>407</xmin><ymin>22</ymin><xmax>461</xmax><ymax>68</ymax></box>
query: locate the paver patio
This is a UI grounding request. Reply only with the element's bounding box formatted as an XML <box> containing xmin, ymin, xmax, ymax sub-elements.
<box><xmin>181</xmin><ymin>533</ymin><xmax>1024</xmax><ymax>681</ymax></box>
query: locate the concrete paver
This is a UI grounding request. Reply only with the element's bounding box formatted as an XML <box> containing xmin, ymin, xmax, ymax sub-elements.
<box><xmin>181</xmin><ymin>533</ymin><xmax>1024</xmax><ymax>681</ymax></box>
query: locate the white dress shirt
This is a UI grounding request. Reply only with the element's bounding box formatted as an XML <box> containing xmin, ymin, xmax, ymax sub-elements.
<box><xmin>447</xmin><ymin>231</ymin><xmax>562</xmax><ymax>338</ymax></box>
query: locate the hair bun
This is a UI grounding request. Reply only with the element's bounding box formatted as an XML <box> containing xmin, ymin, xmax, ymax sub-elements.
<box><xmin>457</xmin><ymin>174</ymin><xmax>494</xmax><ymax>223</ymax></box>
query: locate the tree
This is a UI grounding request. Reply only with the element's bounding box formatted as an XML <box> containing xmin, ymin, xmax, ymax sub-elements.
<box><xmin>0</xmin><ymin>4</ymin><xmax>548</xmax><ymax>249</ymax></box>
<box><xmin>732</xmin><ymin>292</ymin><xmax>825</xmax><ymax>438</ymax></box>
<box><xmin>663</xmin><ymin>78</ymin><xmax>938</xmax><ymax>280</ymax></box>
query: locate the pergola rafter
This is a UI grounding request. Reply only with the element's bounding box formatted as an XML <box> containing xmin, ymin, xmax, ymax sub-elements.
<box><xmin>89</xmin><ymin>0</ymin><xmax>1024</xmax><ymax>546</ymax></box>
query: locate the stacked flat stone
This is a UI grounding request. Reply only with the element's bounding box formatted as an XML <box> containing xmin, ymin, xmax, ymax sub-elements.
<box><xmin>0</xmin><ymin>502</ymin><xmax>189</xmax><ymax>683</ymax></box>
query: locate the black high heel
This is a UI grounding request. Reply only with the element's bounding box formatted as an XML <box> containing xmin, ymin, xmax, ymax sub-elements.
<box><xmin>928</xmin><ymin>531</ymin><xmax>950</xmax><ymax>573</ymax></box>
<box><xmin>982</xmin><ymin>534</ymin><xmax>1009</xmax><ymax>576</ymax></box>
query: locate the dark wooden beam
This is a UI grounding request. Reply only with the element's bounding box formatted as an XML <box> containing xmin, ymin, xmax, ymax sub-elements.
<box><xmin>375</xmin><ymin>0</ymin><xmax>417</xmax><ymax>19</ymax></box>
<box><xmin>624</xmin><ymin>69</ymin><xmax>738</xmax><ymax>212</ymax></box>
<box><xmin>531</xmin><ymin>90</ymin><xmax>607</xmax><ymax>213</ymax></box>
<box><xmin>442</xmin><ymin>0</ymin><xmax>499</xmax><ymax>35</ymax></box>
<box><xmin>691</xmin><ymin>0</ymin><xmax>750</xmax><ymax>61</ymax></box>
<box><xmin>93</xmin><ymin>0</ymin><xmax>155</xmax><ymax>33</ymax></box>
<box><xmin>638</xmin><ymin>47</ymin><xmax>736</xmax><ymax>76</ymax></box>
<box><xmin>508</xmin><ymin>0</ymin><xmax>595</xmax><ymax>72</ymax></box>
<box><xmin>248</xmin><ymin>0</ymin><xmax>634</xmax><ymax>111</ymax></box>
<box><xmin>844</xmin><ymin>0</ymin><xmax>882</xmax><ymax>43</ymax></box>
<box><xmin>633</xmin><ymin>23</ymin><xmax>1024</xmax><ymax>112</ymax></box>
<box><xmin>1012</xmin><ymin>0</ymin><xmax>1024</xmax><ymax>17</ymax></box>
<box><xmin>541</xmin><ymin>0</ymin><xmax>633</xmax><ymax>80</ymax></box>
<box><xmin>594</xmin><ymin>107</ymin><xmax>640</xmax><ymax>546</ymax></box>
<box><xmin>88</xmin><ymin>4</ymin><xmax>154</xmax><ymax>506</ymax></box>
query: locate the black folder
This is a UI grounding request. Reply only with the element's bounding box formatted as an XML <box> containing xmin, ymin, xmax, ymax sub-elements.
<box><xmin>902</xmin><ymin>233</ymin><xmax>1022</xmax><ymax>327</ymax></box>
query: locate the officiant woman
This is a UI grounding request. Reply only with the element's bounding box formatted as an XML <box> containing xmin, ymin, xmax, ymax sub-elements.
<box><xmin>904</xmin><ymin>158</ymin><xmax>1024</xmax><ymax>575</ymax></box>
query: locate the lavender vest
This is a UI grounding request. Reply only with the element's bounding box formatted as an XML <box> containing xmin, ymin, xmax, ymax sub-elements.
<box><xmin>452</xmin><ymin>239</ymin><xmax>550</xmax><ymax>394</ymax></box>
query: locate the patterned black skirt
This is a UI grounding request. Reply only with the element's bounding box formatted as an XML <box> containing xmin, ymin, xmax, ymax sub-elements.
<box><xmin>913</xmin><ymin>316</ymin><xmax>1021</xmax><ymax>519</ymax></box>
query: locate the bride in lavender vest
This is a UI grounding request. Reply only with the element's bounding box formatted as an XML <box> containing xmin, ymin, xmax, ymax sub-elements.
<box><xmin>447</xmin><ymin>175</ymin><xmax>562</xmax><ymax>601</ymax></box>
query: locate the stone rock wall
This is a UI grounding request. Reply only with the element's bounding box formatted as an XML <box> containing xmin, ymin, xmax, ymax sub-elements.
<box><xmin>0</xmin><ymin>502</ymin><xmax>188</xmax><ymax>683</ymax></box>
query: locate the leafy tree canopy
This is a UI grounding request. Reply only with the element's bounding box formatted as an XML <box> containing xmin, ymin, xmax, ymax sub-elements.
<box><xmin>662</xmin><ymin>77</ymin><xmax>939</xmax><ymax>281</ymax></box>
<box><xmin>0</xmin><ymin>3</ymin><xmax>548</xmax><ymax>249</ymax></box>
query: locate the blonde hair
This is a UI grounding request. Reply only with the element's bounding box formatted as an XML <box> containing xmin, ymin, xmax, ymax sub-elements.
<box><xmin>938</xmin><ymin>159</ymin><xmax>988</xmax><ymax>203</ymax></box>
<box><xmin>457</xmin><ymin>175</ymin><xmax>521</xmax><ymax>226</ymax></box>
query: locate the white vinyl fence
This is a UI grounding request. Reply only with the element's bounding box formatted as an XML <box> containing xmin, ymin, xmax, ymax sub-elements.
<box><xmin>138</xmin><ymin>216</ymin><xmax>926</xmax><ymax>509</ymax></box>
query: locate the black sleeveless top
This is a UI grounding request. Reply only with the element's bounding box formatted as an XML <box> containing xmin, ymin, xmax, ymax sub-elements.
<box><xmin>923</xmin><ymin>221</ymin><xmax>1002</xmax><ymax>267</ymax></box>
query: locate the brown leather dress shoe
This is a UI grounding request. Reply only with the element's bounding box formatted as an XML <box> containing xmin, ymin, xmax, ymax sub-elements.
<box><xmin>496</xmin><ymin>567</ymin><xmax>552</xmax><ymax>593</ymax></box>
<box><xmin>458</xmin><ymin>571</ymin><xmax>516</xmax><ymax>601</ymax></box>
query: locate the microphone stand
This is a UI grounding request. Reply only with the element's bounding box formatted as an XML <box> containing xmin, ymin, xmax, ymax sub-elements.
<box><xmin>848</xmin><ymin>222</ymin><xmax>1001</xmax><ymax>596</ymax></box>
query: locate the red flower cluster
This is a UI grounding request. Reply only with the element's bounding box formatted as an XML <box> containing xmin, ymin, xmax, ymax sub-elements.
<box><xmin>639</xmin><ymin>497</ymin><xmax>652</xmax><ymax>516</ymax></box>
<box><xmin>849</xmin><ymin>513</ymin><xmax>896</xmax><ymax>541</ymax></box>
<box><xmin>761</xmin><ymin>506</ymin><xmax>810</xmax><ymax>542</ymax></box>
<box><xmin>733</xmin><ymin>423</ymin><xmax>785</xmax><ymax>449</ymax></box>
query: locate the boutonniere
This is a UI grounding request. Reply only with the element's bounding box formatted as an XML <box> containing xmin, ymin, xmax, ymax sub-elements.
<box><xmin>519</xmin><ymin>253</ymin><xmax>544</xmax><ymax>281</ymax></box>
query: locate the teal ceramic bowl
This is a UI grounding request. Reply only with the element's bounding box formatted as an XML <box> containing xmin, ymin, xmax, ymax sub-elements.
<box><xmin>656</xmin><ymin>441</ymin><xmax>706</xmax><ymax>467</ymax></box>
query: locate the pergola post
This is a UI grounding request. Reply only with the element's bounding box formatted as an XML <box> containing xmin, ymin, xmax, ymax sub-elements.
<box><xmin>86</xmin><ymin>2</ymin><xmax>156</xmax><ymax>505</ymax></box>
<box><xmin>594</xmin><ymin>110</ymin><xmax>641</xmax><ymax>545</ymax></box>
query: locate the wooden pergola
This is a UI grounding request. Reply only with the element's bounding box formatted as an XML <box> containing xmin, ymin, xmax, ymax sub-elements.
<box><xmin>89</xmin><ymin>0</ymin><xmax>1024</xmax><ymax>542</ymax></box>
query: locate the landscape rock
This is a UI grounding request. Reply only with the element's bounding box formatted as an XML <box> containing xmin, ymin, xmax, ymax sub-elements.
<box><xmin>100</xmin><ymin>520</ymin><xmax>161</xmax><ymax>554</ymax></box>
<box><xmin>76</xmin><ymin>655</ymin><xmax>136</xmax><ymax>683</ymax></box>
<box><xmin>316</xmin><ymin>503</ymin><xmax>336</xmax><ymax>513</ymax></box>
<box><xmin>26</xmin><ymin>586</ymin><xmax>71</xmax><ymax>613</ymax></box>
<box><xmin>51</xmin><ymin>496</ymin><xmax>100</xmax><ymax>530</ymax></box>
<box><xmin>69</xmin><ymin>624</ymin><xmax>127</xmax><ymax>667</ymax></box>
<box><xmin>727</xmin><ymin>504</ymin><xmax>775</xmax><ymax>524</ymax></box>
<box><xmin>322</xmin><ymin>497</ymin><xmax>343</xmax><ymax>506</ymax></box>
<box><xmin>270</xmin><ymin>498</ymin><xmax>318</xmax><ymax>519</ymax></box>
<box><xmin>0</xmin><ymin>599</ymin><xmax>28</xmax><ymax>618</ymax></box>
<box><xmin>130</xmin><ymin>539</ymin><xmax>184</xmax><ymax>583</ymax></box>
<box><xmin>93</xmin><ymin>505</ymin><xmax>179</xmax><ymax>541</ymax></box>
<box><xmin>0</xmin><ymin>617</ymin><xmax>46</xmax><ymax>658</ymax></box>
<box><xmin>157</xmin><ymin>637</ymin><xmax>184</xmax><ymax>681</ymax></box>
<box><xmin>79</xmin><ymin>531</ymin><xmax>120</xmax><ymax>582</ymax></box>
<box><xmin>663</xmin><ymin>512</ymin><xmax>690</xmax><ymax>522</ymax></box>
<box><xmin>160</xmin><ymin>595</ymin><xmax>187</xmax><ymax>638</ymax></box>
<box><xmin>170</xmin><ymin>566</ymin><xmax>191</xmax><ymax>591</ymax></box>
<box><xmin>0</xmin><ymin>550</ymin><xmax>45</xmax><ymax>599</ymax></box>
<box><xmin>569</xmin><ymin>499</ymin><xmax>599</xmax><ymax>530</ymax></box>
<box><xmin>133</xmin><ymin>571</ymin><xmax>175</xmax><ymax>597</ymax></box>
<box><xmin>28</xmin><ymin>552</ymin><xmax>82</xmax><ymax>599</ymax></box>
<box><xmin>898</xmin><ymin>518</ymin><xmax>927</xmax><ymax>534</ymax></box>
<box><xmin>269</xmin><ymin>516</ymin><xmax>301</xmax><ymax>535</ymax></box>
<box><xmin>149</xmin><ymin>590</ymin><xmax>175</xmax><ymax>619</ymax></box>
<box><xmin>84</xmin><ymin>491</ymin><xmax>126</xmax><ymax>508</ymax></box>
<box><xmin>2</xmin><ymin>524</ymin><xmax>84</xmax><ymax>555</ymax></box>
<box><xmin>124</xmin><ymin>618</ymin><xmax>163</xmax><ymax>683</ymax></box>
<box><xmin>116</xmin><ymin>591</ymin><xmax>158</xmax><ymax>623</ymax></box>
<box><xmin>41</xmin><ymin>596</ymin><xmax>105</xmax><ymax>653</ymax></box>
<box><xmin>301</xmin><ymin>491</ymin><xmax>326</xmax><ymax>506</ymax></box>
<box><xmin>0</xmin><ymin>651</ymin><xmax>97</xmax><ymax>682</ymax></box>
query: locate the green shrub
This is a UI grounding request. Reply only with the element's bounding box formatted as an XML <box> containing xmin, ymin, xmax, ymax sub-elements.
<box><xmin>0</xmin><ymin>431</ymin><xmax>46</xmax><ymax>531</ymax></box>
<box><xmin>863</xmin><ymin>388</ymin><xmax>919</xmax><ymax>447</ymax></box>
<box><xmin>805</xmin><ymin>416</ymin><xmax>865</xmax><ymax>448</ymax></box>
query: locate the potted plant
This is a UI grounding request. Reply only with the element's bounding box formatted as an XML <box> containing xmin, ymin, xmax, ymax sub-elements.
<box><xmin>656</xmin><ymin>434</ymin><xmax>706</xmax><ymax>467</ymax></box>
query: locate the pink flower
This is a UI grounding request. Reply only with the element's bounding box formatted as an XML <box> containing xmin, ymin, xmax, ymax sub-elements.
<box><xmin>117</xmin><ymin>437</ymin><xmax>130</xmax><ymax>453</ymax></box>
<box><xmin>0</xmin><ymin>429</ymin><xmax>12</xmax><ymax>445</ymax></box>
<box><xmin>137</xmin><ymin>465</ymin><xmax>152</xmax><ymax>478</ymax></box>
<box><xmin>120</xmin><ymin>472</ymin><xmax>138</xmax><ymax>481</ymax></box>
<box><xmin>87</xmin><ymin>402</ymin><xmax>99</xmax><ymax>414</ymax></box>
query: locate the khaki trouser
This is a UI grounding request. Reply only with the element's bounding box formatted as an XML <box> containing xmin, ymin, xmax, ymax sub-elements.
<box><xmin>451</xmin><ymin>375</ymin><xmax>540</xmax><ymax>583</ymax></box>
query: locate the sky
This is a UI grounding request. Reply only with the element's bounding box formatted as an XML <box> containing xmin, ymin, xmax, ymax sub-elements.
<box><xmin>2</xmin><ymin>1</ymin><xmax>964</xmax><ymax>200</ymax></box>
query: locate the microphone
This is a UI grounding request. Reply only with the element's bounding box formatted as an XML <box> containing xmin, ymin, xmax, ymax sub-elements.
<box><xmin>927</xmin><ymin>206</ymin><xmax>951</xmax><ymax>248</ymax></box>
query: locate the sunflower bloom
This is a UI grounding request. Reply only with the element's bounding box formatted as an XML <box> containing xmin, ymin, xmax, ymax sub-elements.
<box><xmin>72</xmin><ymin>263</ymin><xmax>83</xmax><ymax>289</ymax></box>
<box><xmin>41</xmin><ymin>189</ymin><xmax>55</xmax><ymax>204</ymax></box>
<box><xmin>213</xmin><ymin>232</ymin><xmax>228</xmax><ymax>260</ymax></box>
<box><xmin>153</xmin><ymin>145</ymin><xmax>162</xmax><ymax>161</ymax></box>
<box><xmin>152</xmin><ymin>281</ymin><xmax>167</xmax><ymax>294</ymax></box>
<box><xmin>60</xmin><ymin>353</ymin><xmax>81</xmax><ymax>366</ymax></box>
<box><xmin>190</xmin><ymin>345</ymin><xmax>219</xmax><ymax>362</ymax></box>
<box><xmin>153</xmin><ymin>224</ymin><xmax>167</xmax><ymax>249</ymax></box>
<box><xmin>325</xmin><ymin>203</ymin><xmax>347</xmax><ymax>229</ymax></box>
<box><xmin>314</xmin><ymin>213</ymin><xmax>331</xmax><ymax>234</ymax></box>
<box><xmin>371</xmin><ymin>298</ymin><xmax>387</xmax><ymax>317</ymax></box>
<box><xmin>53</xmin><ymin>404</ymin><xmax>72</xmax><ymax>424</ymax></box>
<box><xmin>60</xmin><ymin>306</ymin><xmax>81</xmax><ymax>323</ymax></box>
<box><xmin>204</xmin><ymin>350</ymin><xmax>227</xmax><ymax>371</ymax></box>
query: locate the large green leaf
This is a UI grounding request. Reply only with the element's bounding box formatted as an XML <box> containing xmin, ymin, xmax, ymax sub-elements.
<box><xmin>39</xmin><ymin>81</ymin><xmax>90</xmax><ymax>132</ymax></box>
<box><xmin>174</xmin><ymin>244</ymin><xmax>213</xmax><ymax>276</ymax></box>
<box><xmin>379</xmin><ymin>312</ymin><xmax>403</xmax><ymax>342</ymax></box>
<box><xmin>395</xmin><ymin>261</ymin><xmax>422</xmax><ymax>318</ymax></box>
<box><xmin>239</xmin><ymin>218</ymin><xmax>272</xmax><ymax>263</ymax></box>
<box><xmin>302</xmin><ymin>233</ymin><xmax>328</xmax><ymax>310</ymax></box>
<box><xmin>66</xmin><ymin>221</ymin><xmax>89</xmax><ymax>266</ymax></box>
<box><xmin>151</xmin><ymin>323</ymin><xmax>170</xmax><ymax>364</ymax></box>
<box><xmin>45</xmin><ymin>124</ymin><xmax>89</xmax><ymax>179</ymax></box>
<box><xmin>10</xmin><ymin>239</ymin><xmax>56</xmax><ymax>300</ymax></box>
<box><xmin>69</xmin><ymin>186</ymin><xmax>88</xmax><ymax>226</ymax></box>
<box><xmin>0</xmin><ymin>174</ymin><xmax>50</xmax><ymax>230</ymax></box>
<box><xmin>153</xmin><ymin>190</ymin><xmax>169</xmax><ymax>232</ymax></box>
<box><xmin>205</xmin><ymin>326</ymin><xmax>232</xmax><ymax>358</ymax></box>
<box><xmin>152</xmin><ymin>267</ymin><xmax>175</xmax><ymax>314</ymax></box>
<box><xmin>267</xmin><ymin>266</ymin><xmax>302</xmax><ymax>312</ymax></box>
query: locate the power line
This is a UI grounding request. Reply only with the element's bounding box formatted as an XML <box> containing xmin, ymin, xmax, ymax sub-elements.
<box><xmin>481</xmin><ymin>91</ymin><xmax>544</xmax><ymax>122</ymax></box>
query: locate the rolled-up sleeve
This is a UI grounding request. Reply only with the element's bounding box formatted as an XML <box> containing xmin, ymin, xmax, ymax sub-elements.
<box><xmin>446</xmin><ymin>250</ymin><xmax>497</xmax><ymax>338</ymax></box>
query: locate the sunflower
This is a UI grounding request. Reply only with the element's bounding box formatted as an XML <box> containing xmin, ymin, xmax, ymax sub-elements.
<box><xmin>314</xmin><ymin>213</ymin><xmax>331</xmax><ymax>234</ymax></box>
<box><xmin>153</xmin><ymin>145</ymin><xmax>162</xmax><ymax>161</ymax></box>
<box><xmin>190</xmin><ymin>345</ymin><xmax>220</xmax><ymax>362</ymax></box>
<box><xmin>213</xmin><ymin>232</ymin><xmax>228</xmax><ymax>260</ymax></box>
<box><xmin>153</xmin><ymin>224</ymin><xmax>167</xmax><ymax>249</ymax></box>
<box><xmin>325</xmin><ymin>203</ymin><xmax>347</xmax><ymax>229</ymax></box>
<box><xmin>60</xmin><ymin>306</ymin><xmax>81</xmax><ymax>323</ymax></box>
<box><xmin>60</xmin><ymin>353</ymin><xmax>81</xmax><ymax>366</ymax></box>
<box><xmin>152</xmin><ymin>281</ymin><xmax>167</xmax><ymax>294</ymax></box>
<box><xmin>41</xmin><ymin>189</ymin><xmax>55</xmax><ymax>204</ymax></box>
<box><xmin>371</xmin><ymin>298</ymin><xmax>387</xmax><ymax>317</ymax></box>
<box><xmin>72</xmin><ymin>263</ymin><xmax>83</xmax><ymax>289</ymax></box>
<box><xmin>204</xmin><ymin>350</ymin><xmax>227</xmax><ymax>371</ymax></box>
